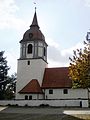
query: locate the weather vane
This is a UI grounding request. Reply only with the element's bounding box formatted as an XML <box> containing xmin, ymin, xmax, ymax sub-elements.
<box><xmin>34</xmin><ymin>2</ymin><xmax>37</xmax><ymax>11</ymax></box>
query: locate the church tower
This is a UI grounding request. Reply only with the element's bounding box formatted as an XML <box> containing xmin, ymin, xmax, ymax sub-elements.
<box><xmin>16</xmin><ymin>10</ymin><xmax>48</xmax><ymax>99</ymax></box>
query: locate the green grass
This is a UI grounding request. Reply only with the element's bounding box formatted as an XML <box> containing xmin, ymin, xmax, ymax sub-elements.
<box><xmin>0</xmin><ymin>113</ymin><xmax>90</xmax><ymax>120</ymax></box>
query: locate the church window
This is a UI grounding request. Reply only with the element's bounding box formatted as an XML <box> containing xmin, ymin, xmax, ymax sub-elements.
<box><xmin>44</xmin><ymin>47</ymin><xmax>46</xmax><ymax>56</ymax></box>
<box><xmin>27</xmin><ymin>61</ymin><xmax>30</xmax><ymax>65</ymax></box>
<box><xmin>49</xmin><ymin>89</ymin><xmax>53</xmax><ymax>94</ymax></box>
<box><xmin>25</xmin><ymin>95</ymin><xmax>28</xmax><ymax>100</ymax></box>
<box><xmin>29</xmin><ymin>95</ymin><xmax>32</xmax><ymax>100</ymax></box>
<box><xmin>27</xmin><ymin>44</ymin><xmax>33</xmax><ymax>54</ymax></box>
<box><xmin>63</xmin><ymin>89</ymin><xmax>68</xmax><ymax>94</ymax></box>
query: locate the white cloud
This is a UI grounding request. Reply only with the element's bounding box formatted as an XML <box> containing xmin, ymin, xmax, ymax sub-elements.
<box><xmin>46</xmin><ymin>38</ymin><xmax>59</xmax><ymax>49</ymax></box>
<box><xmin>61</xmin><ymin>42</ymin><xmax>84</xmax><ymax>56</ymax></box>
<box><xmin>0</xmin><ymin>0</ymin><xmax>25</xmax><ymax>30</ymax></box>
<box><xmin>68</xmin><ymin>0</ymin><xmax>90</xmax><ymax>7</ymax></box>
<box><xmin>5</xmin><ymin>49</ymin><xmax>19</xmax><ymax>75</ymax></box>
<box><xmin>47</xmin><ymin>38</ymin><xmax>84</xmax><ymax>68</ymax></box>
<box><xmin>84</xmin><ymin>0</ymin><xmax>90</xmax><ymax>7</ymax></box>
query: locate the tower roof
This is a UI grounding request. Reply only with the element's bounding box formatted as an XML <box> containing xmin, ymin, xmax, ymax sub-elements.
<box><xmin>30</xmin><ymin>10</ymin><xmax>39</xmax><ymax>28</ymax></box>
<box><xmin>20</xmin><ymin>10</ymin><xmax>46</xmax><ymax>42</ymax></box>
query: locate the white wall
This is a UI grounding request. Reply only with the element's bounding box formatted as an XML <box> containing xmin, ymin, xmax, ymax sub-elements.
<box><xmin>16</xmin><ymin>94</ymin><xmax>44</xmax><ymax>100</ymax></box>
<box><xmin>44</xmin><ymin>89</ymin><xmax>88</xmax><ymax>99</ymax></box>
<box><xmin>38</xmin><ymin>42</ymin><xmax>43</xmax><ymax>57</ymax></box>
<box><xmin>0</xmin><ymin>99</ymin><xmax>88</xmax><ymax>107</ymax></box>
<box><xmin>16</xmin><ymin>59</ymin><xmax>47</xmax><ymax>99</ymax></box>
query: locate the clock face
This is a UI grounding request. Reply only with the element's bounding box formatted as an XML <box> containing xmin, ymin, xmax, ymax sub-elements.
<box><xmin>29</xmin><ymin>33</ymin><xmax>33</xmax><ymax>38</ymax></box>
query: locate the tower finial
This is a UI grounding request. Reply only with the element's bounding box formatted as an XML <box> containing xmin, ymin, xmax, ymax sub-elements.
<box><xmin>30</xmin><ymin>2</ymin><xmax>39</xmax><ymax>28</ymax></box>
<box><xmin>35</xmin><ymin>7</ymin><xmax>36</xmax><ymax>11</ymax></box>
<box><xmin>34</xmin><ymin>2</ymin><xmax>37</xmax><ymax>12</ymax></box>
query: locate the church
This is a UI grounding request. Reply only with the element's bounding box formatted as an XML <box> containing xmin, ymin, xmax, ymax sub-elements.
<box><xmin>15</xmin><ymin>10</ymin><xmax>88</xmax><ymax>107</ymax></box>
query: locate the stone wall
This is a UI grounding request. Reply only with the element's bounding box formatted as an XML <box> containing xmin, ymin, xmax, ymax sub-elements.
<box><xmin>0</xmin><ymin>99</ymin><xmax>88</xmax><ymax>107</ymax></box>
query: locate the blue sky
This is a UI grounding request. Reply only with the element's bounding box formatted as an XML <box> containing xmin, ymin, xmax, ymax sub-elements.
<box><xmin>0</xmin><ymin>0</ymin><xmax>90</xmax><ymax>75</ymax></box>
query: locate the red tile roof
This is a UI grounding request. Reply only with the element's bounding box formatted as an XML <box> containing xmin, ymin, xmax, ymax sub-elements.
<box><xmin>42</xmin><ymin>67</ymin><xmax>72</xmax><ymax>88</ymax></box>
<box><xmin>19</xmin><ymin>79</ymin><xmax>43</xmax><ymax>94</ymax></box>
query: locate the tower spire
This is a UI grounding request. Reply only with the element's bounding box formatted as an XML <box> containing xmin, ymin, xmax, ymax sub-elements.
<box><xmin>35</xmin><ymin>7</ymin><xmax>36</xmax><ymax>12</ymax></box>
<box><xmin>30</xmin><ymin>2</ymin><xmax>39</xmax><ymax>28</ymax></box>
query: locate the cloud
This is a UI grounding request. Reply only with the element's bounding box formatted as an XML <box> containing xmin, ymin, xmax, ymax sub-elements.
<box><xmin>77</xmin><ymin>0</ymin><xmax>90</xmax><ymax>7</ymax></box>
<box><xmin>5</xmin><ymin>49</ymin><xmax>19</xmax><ymax>75</ymax></box>
<box><xmin>0</xmin><ymin>0</ymin><xmax>25</xmax><ymax>30</ymax></box>
<box><xmin>47</xmin><ymin>38</ymin><xmax>84</xmax><ymax>68</ymax></box>
<box><xmin>46</xmin><ymin>38</ymin><xmax>59</xmax><ymax>49</ymax></box>
<box><xmin>67</xmin><ymin>0</ymin><xmax>90</xmax><ymax>8</ymax></box>
<box><xmin>84</xmin><ymin>0</ymin><xmax>90</xmax><ymax>7</ymax></box>
<box><xmin>61</xmin><ymin>42</ymin><xmax>84</xmax><ymax>56</ymax></box>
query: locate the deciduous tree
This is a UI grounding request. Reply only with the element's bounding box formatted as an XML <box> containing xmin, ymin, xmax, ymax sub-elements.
<box><xmin>69</xmin><ymin>33</ymin><xmax>90</xmax><ymax>88</ymax></box>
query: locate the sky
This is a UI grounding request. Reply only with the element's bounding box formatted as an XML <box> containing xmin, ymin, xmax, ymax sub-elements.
<box><xmin>0</xmin><ymin>0</ymin><xmax>90</xmax><ymax>75</ymax></box>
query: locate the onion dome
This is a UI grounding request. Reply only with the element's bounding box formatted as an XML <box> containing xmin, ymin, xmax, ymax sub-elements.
<box><xmin>20</xmin><ymin>11</ymin><xmax>45</xmax><ymax>43</ymax></box>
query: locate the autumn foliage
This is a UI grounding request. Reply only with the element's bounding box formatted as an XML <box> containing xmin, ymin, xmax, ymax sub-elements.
<box><xmin>69</xmin><ymin>39</ymin><xmax>90</xmax><ymax>88</ymax></box>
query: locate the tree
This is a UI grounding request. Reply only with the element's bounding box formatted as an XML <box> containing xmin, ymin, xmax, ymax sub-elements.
<box><xmin>69</xmin><ymin>33</ymin><xmax>90</xmax><ymax>88</ymax></box>
<box><xmin>6</xmin><ymin>73</ymin><xmax>17</xmax><ymax>99</ymax></box>
<box><xmin>0</xmin><ymin>51</ymin><xmax>17</xmax><ymax>99</ymax></box>
<box><xmin>0</xmin><ymin>51</ymin><xmax>10</xmax><ymax>99</ymax></box>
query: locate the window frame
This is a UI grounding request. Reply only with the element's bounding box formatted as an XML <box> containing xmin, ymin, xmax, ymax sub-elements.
<box><xmin>27</xmin><ymin>44</ymin><xmax>33</xmax><ymax>54</ymax></box>
<box><xmin>27</xmin><ymin>60</ymin><xmax>30</xmax><ymax>65</ymax></box>
<box><xmin>29</xmin><ymin>95</ymin><xmax>32</xmax><ymax>100</ymax></box>
<box><xmin>63</xmin><ymin>89</ymin><xmax>68</xmax><ymax>94</ymax></box>
<box><xmin>49</xmin><ymin>89</ymin><xmax>53</xmax><ymax>94</ymax></box>
<box><xmin>25</xmin><ymin>95</ymin><xmax>28</xmax><ymax>100</ymax></box>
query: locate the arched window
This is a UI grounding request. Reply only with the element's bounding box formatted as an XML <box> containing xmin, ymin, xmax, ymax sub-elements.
<box><xmin>25</xmin><ymin>95</ymin><xmax>28</xmax><ymax>100</ymax></box>
<box><xmin>29</xmin><ymin>95</ymin><xmax>32</xmax><ymax>100</ymax></box>
<box><xmin>27</xmin><ymin>44</ymin><xmax>32</xmax><ymax>54</ymax></box>
<box><xmin>44</xmin><ymin>47</ymin><xmax>46</xmax><ymax>56</ymax></box>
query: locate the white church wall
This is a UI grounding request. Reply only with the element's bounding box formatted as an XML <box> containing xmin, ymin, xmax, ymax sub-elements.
<box><xmin>16</xmin><ymin>94</ymin><xmax>43</xmax><ymax>100</ymax></box>
<box><xmin>0</xmin><ymin>99</ymin><xmax>88</xmax><ymax>107</ymax></box>
<box><xmin>38</xmin><ymin>47</ymin><xmax>43</xmax><ymax>57</ymax></box>
<box><xmin>16</xmin><ymin>59</ymin><xmax>47</xmax><ymax>99</ymax></box>
<box><xmin>44</xmin><ymin>89</ymin><xmax>88</xmax><ymax>99</ymax></box>
<box><xmin>38</xmin><ymin>42</ymin><xmax>43</xmax><ymax>57</ymax></box>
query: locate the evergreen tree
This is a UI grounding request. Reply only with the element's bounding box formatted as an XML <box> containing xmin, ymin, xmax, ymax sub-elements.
<box><xmin>6</xmin><ymin>73</ymin><xmax>17</xmax><ymax>99</ymax></box>
<box><xmin>0</xmin><ymin>51</ymin><xmax>9</xmax><ymax>99</ymax></box>
<box><xmin>69</xmin><ymin>32</ymin><xmax>90</xmax><ymax>88</ymax></box>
